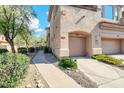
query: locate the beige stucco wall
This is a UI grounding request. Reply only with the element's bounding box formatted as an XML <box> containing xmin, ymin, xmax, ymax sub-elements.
<box><xmin>49</xmin><ymin>6</ymin><xmax>61</xmax><ymax>58</ymax></box>
<box><xmin>60</xmin><ymin>6</ymin><xmax>100</xmax><ymax>34</ymax></box>
<box><xmin>49</xmin><ymin>5</ymin><xmax>124</xmax><ymax>58</ymax></box>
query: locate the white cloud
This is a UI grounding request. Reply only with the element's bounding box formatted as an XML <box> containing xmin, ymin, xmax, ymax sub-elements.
<box><xmin>35</xmin><ymin>28</ymin><xmax>44</xmax><ymax>32</ymax></box>
<box><xmin>29</xmin><ymin>16</ymin><xmax>44</xmax><ymax>32</ymax></box>
<box><xmin>29</xmin><ymin>17</ymin><xmax>39</xmax><ymax>30</ymax></box>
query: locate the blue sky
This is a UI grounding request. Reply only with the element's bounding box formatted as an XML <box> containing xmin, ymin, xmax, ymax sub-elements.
<box><xmin>32</xmin><ymin>5</ymin><xmax>49</xmax><ymax>37</ymax></box>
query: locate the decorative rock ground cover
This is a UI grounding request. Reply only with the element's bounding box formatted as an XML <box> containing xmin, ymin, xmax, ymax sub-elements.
<box><xmin>62</xmin><ymin>69</ymin><xmax>98</xmax><ymax>88</ymax></box>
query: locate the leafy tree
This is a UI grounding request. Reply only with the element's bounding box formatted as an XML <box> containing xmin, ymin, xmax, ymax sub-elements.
<box><xmin>40</xmin><ymin>35</ymin><xmax>46</xmax><ymax>46</ymax></box>
<box><xmin>19</xmin><ymin>26</ymin><xmax>33</xmax><ymax>52</ymax></box>
<box><xmin>14</xmin><ymin>35</ymin><xmax>25</xmax><ymax>47</ymax></box>
<box><xmin>0</xmin><ymin>5</ymin><xmax>35</xmax><ymax>53</ymax></box>
<box><xmin>30</xmin><ymin>35</ymin><xmax>46</xmax><ymax>46</ymax></box>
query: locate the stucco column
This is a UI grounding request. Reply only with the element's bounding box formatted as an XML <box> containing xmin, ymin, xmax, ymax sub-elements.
<box><xmin>59</xmin><ymin>32</ymin><xmax>69</xmax><ymax>58</ymax></box>
<box><xmin>91</xmin><ymin>33</ymin><xmax>102</xmax><ymax>55</ymax></box>
<box><xmin>121</xmin><ymin>39</ymin><xmax>124</xmax><ymax>54</ymax></box>
<box><xmin>86</xmin><ymin>35</ymin><xmax>92</xmax><ymax>56</ymax></box>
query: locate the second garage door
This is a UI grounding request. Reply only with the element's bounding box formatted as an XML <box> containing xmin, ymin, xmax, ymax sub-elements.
<box><xmin>102</xmin><ymin>38</ymin><xmax>121</xmax><ymax>54</ymax></box>
<box><xmin>69</xmin><ymin>37</ymin><xmax>85</xmax><ymax>57</ymax></box>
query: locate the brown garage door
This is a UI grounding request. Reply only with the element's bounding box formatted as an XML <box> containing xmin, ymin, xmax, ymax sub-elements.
<box><xmin>69</xmin><ymin>37</ymin><xmax>85</xmax><ymax>56</ymax></box>
<box><xmin>102</xmin><ymin>38</ymin><xmax>121</xmax><ymax>54</ymax></box>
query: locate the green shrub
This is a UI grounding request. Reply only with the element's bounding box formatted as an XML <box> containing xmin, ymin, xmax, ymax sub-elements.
<box><xmin>0</xmin><ymin>48</ymin><xmax>8</xmax><ymax>54</ymax></box>
<box><xmin>43</xmin><ymin>46</ymin><xmax>51</xmax><ymax>53</ymax></box>
<box><xmin>91</xmin><ymin>54</ymin><xmax>122</xmax><ymax>65</ymax></box>
<box><xmin>0</xmin><ymin>52</ymin><xmax>30</xmax><ymax>88</ymax></box>
<box><xmin>58</xmin><ymin>57</ymin><xmax>78</xmax><ymax>69</ymax></box>
<box><xmin>28</xmin><ymin>47</ymin><xmax>35</xmax><ymax>53</ymax></box>
<box><xmin>18</xmin><ymin>47</ymin><xmax>27</xmax><ymax>54</ymax></box>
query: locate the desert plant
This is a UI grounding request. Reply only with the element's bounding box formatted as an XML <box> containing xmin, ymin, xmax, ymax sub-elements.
<box><xmin>91</xmin><ymin>54</ymin><xmax>122</xmax><ymax>65</ymax></box>
<box><xmin>43</xmin><ymin>46</ymin><xmax>51</xmax><ymax>53</ymax></box>
<box><xmin>0</xmin><ymin>48</ymin><xmax>8</xmax><ymax>54</ymax></box>
<box><xmin>18</xmin><ymin>47</ymin><xmax>27</xmax><ymax>54</ymax></box>
<box><xmin>28</xmin><ymin>47</ymin><xmax>35</xmax><ymax>53</ymax></box>
<box><xmin>0</xmin><ymin>52</ymin><xmax>30</xmax><ymax>87</ymax></box>
<box><xmin>58</xmin><ymin>57</ymin><xmax>78</xmax><ymax>69</ymax></box>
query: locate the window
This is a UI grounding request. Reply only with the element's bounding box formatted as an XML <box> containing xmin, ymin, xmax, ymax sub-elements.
<box><xmin>103</xmin><ymin>5</ymin><xmax>113</xmax><ymax>19</ymax></box>
<box><xmin>102</xmin><ymin>5</ymin><xmax>119</xmax><ymax>20</ymax></box>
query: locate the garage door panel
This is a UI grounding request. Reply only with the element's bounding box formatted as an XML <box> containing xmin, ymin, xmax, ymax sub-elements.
<box><xmin>69</xmin><ymin>37</ymin><xmax>85</xmax><ymax>56</ymax></box>
<box><xmin>102</xmin><ymin>39</ymin><xmax>121</xmax><ymax>54</ymax></box>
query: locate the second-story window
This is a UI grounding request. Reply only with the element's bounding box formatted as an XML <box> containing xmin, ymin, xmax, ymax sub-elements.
<box><xmin>103</xmin><ymin>5</ymin><xmax>113</xmax><ymax>19</ymax></box>
<box><xmin>102</xmin><ymin>5</ymin><xmax>119</xmax><ymax>21</ymax></box>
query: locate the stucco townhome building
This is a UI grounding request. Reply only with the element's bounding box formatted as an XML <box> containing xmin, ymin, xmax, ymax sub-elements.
<box><xmin>47</xmin><ymin>5</ymin><xmax>124</xmax><ymax>58</ymax></box>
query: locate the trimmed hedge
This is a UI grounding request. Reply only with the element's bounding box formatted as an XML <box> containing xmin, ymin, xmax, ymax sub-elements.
<box><xmin>28</xmin><ymin>47</ymin><xmax>35</xmax><ymax>53</ymax></box>
<box><xmin>58</xmin><ymin>57</ymin><xmax>78</xmax><ymax>70</ymax></box>
<box><xmin>0</xmin><ymin>48</ymin><xmax>8</xmax><ymax>54</ymax></box>
<box><xmin>18</xmin><ymin>47</ymin><xmax>27</xmax><ymax>54</ymax></box>
<box><xmin>91</xmin><ymin>54</ymin><xmax>122</xmax><ymax>65</ymax></box>
<box><xmin>43</xmin><ymin>46</ymin><xmax>51</xmax><ymax>53</ymax></box>
<box><xmin>0</xmin><ymin>53</ymin><xmax>30</xmax><ymax>88</ymax></box>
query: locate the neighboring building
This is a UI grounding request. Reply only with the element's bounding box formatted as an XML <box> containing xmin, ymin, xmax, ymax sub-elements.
<box><xmin>45</xmin><ymin>27</ymin><xmax>50</xmax><ymax>47</ymax></box>
<box><xmin>0</xmin><ymin>35</ymin><xmax>18</xmax><ymax>52</ymax></box>
<box><xmin>48</xmin><ymin>5</ymin><xmax>124</xmax><ymax>58</ymax></box>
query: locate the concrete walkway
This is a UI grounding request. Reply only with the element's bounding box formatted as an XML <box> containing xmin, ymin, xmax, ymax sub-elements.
<box><xmin>73</xmin><ymin>57</ymin><xmax>124</xmax><ymax>88</ymax></box>
<box><xmin>32</xmin><ymin>51</ymin><xmax>81</xmax><ymax>88</ymax></box>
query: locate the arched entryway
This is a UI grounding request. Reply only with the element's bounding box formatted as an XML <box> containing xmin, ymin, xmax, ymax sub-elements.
<box><xmin>69</xmin><ymin>31</ymin><xmax>89</xmax><ymax>57</ymax></box>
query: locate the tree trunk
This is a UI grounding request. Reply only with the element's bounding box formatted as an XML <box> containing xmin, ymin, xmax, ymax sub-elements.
<box><xmin>9</xmin><ymin>41</ymin><xmax>16</xmax><ymax>53</ymax></box>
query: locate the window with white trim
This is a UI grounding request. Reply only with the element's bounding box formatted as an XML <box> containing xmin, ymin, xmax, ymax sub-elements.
<box><xmin>102</xmin><ymin>5</ymin><xmax>119</xmax><ymax>21</ymax></box>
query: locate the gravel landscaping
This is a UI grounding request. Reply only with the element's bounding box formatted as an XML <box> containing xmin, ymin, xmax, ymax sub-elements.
<box><xmin>55</xmin><ymin>66</ymin><xmax>98</xmax><ymax>88</ymax></box>
<box><xmin>62</xmin><ymin>69</ymin><xmax>98</xmax><ymax>88</ymax></box>
<box><xmin>16</xmin><ymin>52</ymin><xmax>49</xmax><ymax>88</ymax></box>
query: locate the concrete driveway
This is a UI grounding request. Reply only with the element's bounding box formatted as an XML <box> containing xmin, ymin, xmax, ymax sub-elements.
<box><xmin>73</xmin><ymin>57</ymin><xmax>124</xmax><ymax>88</ymax></box>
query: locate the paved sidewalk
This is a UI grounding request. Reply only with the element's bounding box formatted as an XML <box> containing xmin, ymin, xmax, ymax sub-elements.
<box><xmin>32</xmin><ymin>51</ymin><xmax>81</xmax><ymax>88</ymax></box>
<box><xmin>73</xmin><ymin>57</ymin><xmax>124</xmax><ymax>88</ymax></box>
